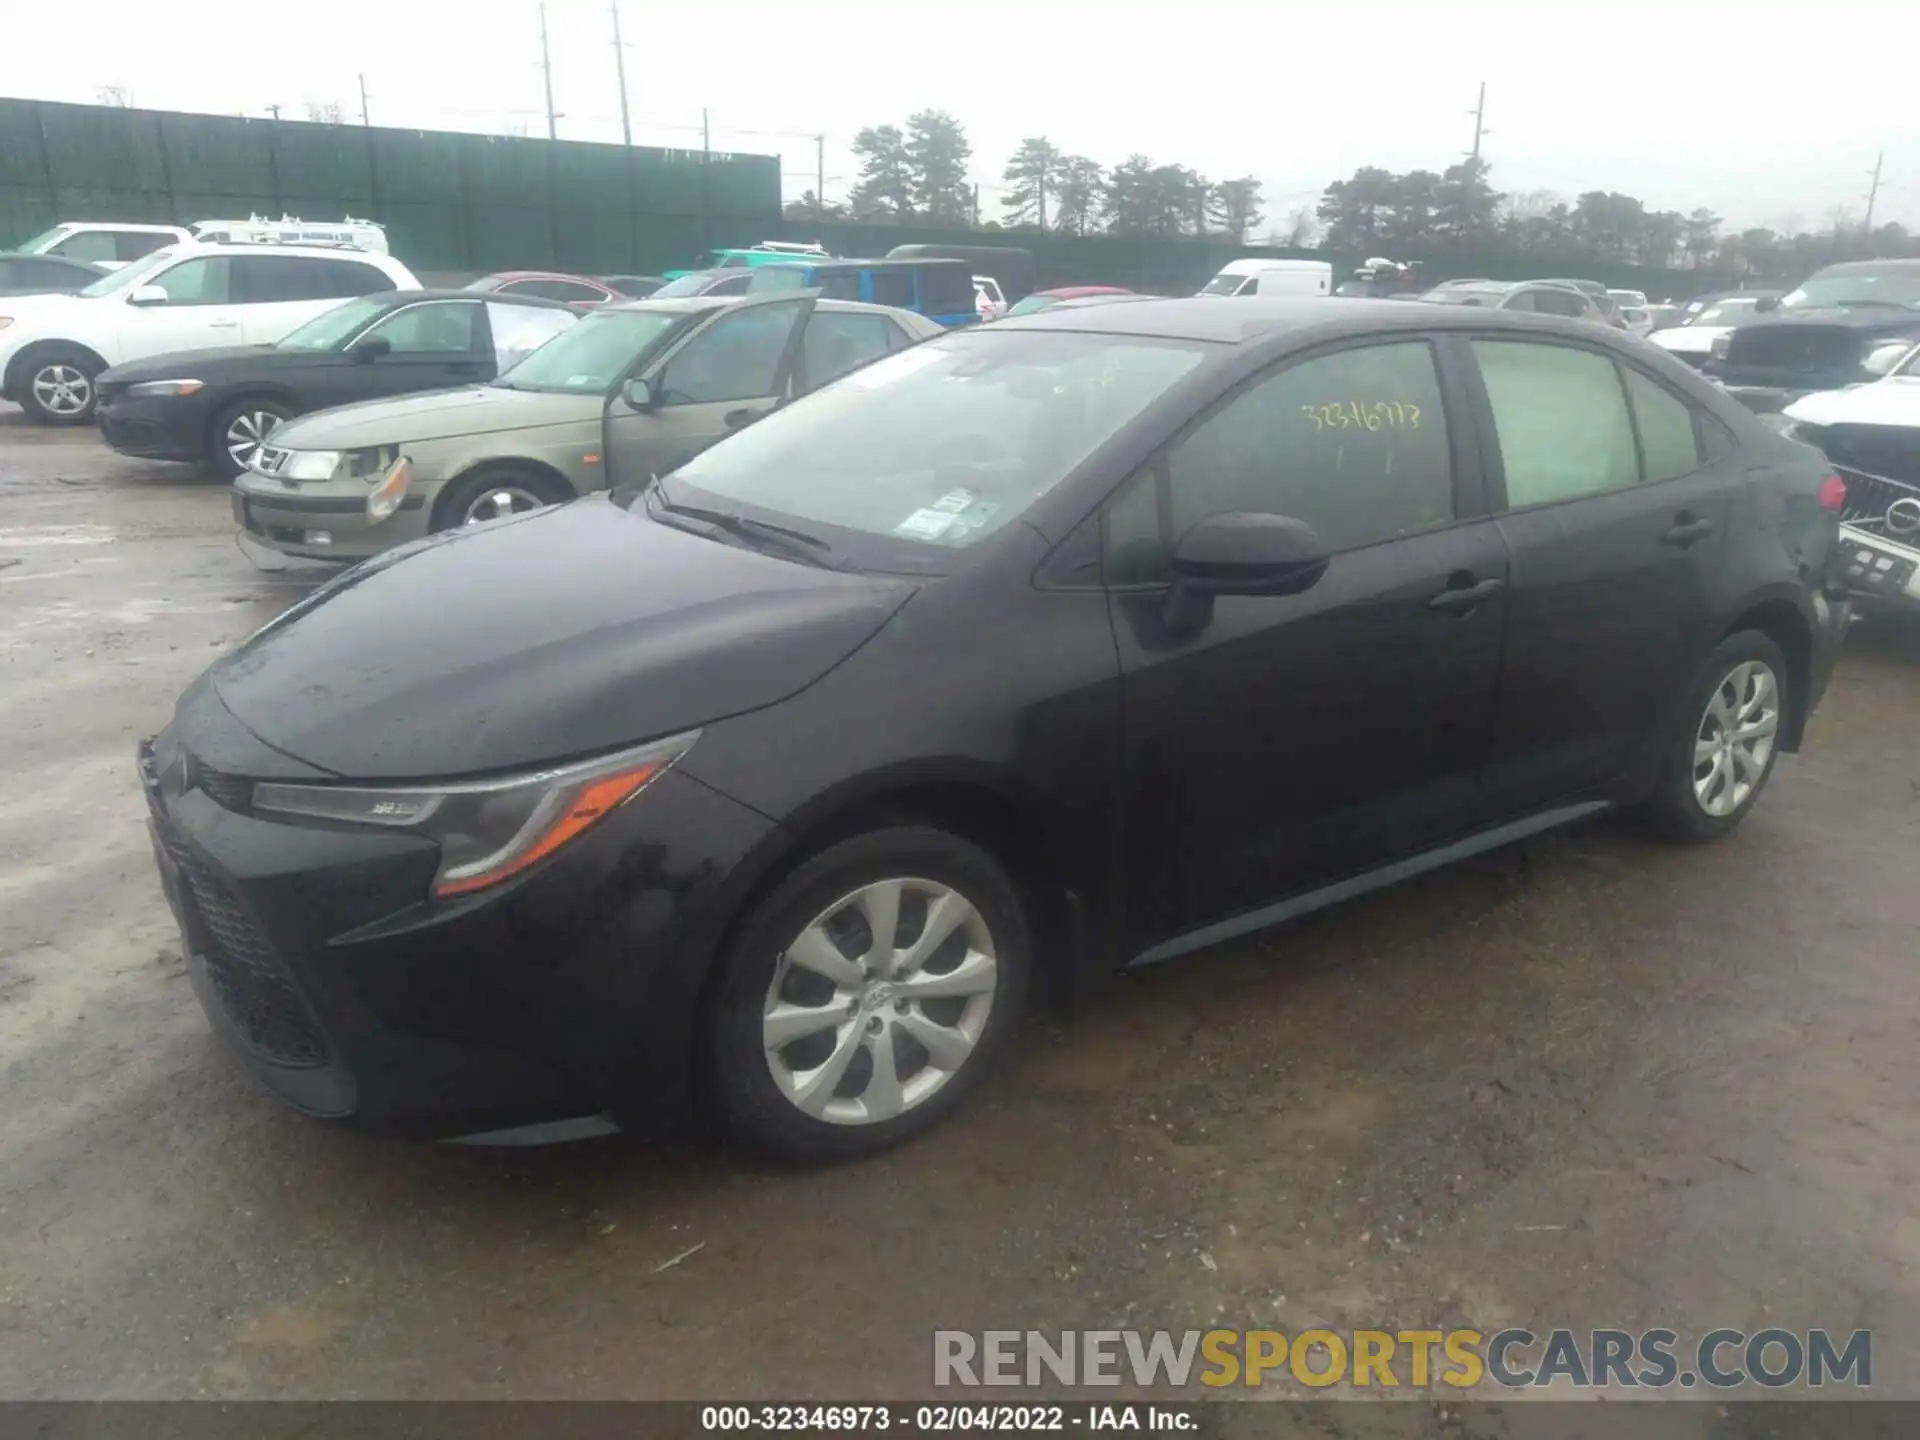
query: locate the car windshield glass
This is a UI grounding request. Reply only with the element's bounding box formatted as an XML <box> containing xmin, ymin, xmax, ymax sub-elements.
<box><xmin>1886</xmin><ymin>342</ymin><xmax>1920</xmax><ymax>378</ymax></box>
<box><xmin>650</xmin><ymin>273</ymin><xmax>719</xmax><ymax>298</ymax></box>
<box><xmin>276</xmin><ymin>296</ymin><xmax>389</xmax><ymax>351</ymax></box>
<box><xmin>1198</xmin><ymin>275</ymin><xmax>1246</xmax><ymax>296</ymax></box>
<box><xmin>1692</xmin><ymin>299</ymin><xmax>1759</xmax><ymax>326</ymax></box>
<box><xmin>1781</xmin><ymin>270</ymin><xmax>1920</xmax><ymax>310</ymax></box>
<box><xmin>78</xmin><ymin>248</ymin><xmax>178</xmax><ymax>297</ymax></box>
<box><xmin>21</xmin><ymin>226</ymin><xmax>69</xmax><ymax>253</ymax></box>
<box><xmin>746</xmin><ymin>266</ymin><xmax>812</xmax><ymax>293</ymax></box>
<box><xmin>648</xmin><ymin>330</ymin><xmax>1209</xmax><ymax>556</ymax></box>
<box><xmin>493</xmin><ymin>309</ymin><xmax>685</xmax><ymax>393</ymax></box>
<box><xmin>1005</xmin><ymin>295</ymin><xmax>1059</xmax><ymax>317</ymax></box>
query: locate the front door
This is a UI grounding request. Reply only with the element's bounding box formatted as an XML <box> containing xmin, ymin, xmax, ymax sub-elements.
<box><xmin>603</xmin><ymin>293</ymin><xmax>816</xmax><ymax>485</ymax></box>
<box><xmin>115</xmin><ymin>256</ymin><xmax>247</xmax><ymax>361</ymax></box>
<box><xmin>1104</xmin><ymin>336</ymin><xmax>1510</xmax><ymax>948</ymax></box>
<box><xmin>1466</xmin><ymin>337</ymin><xmax>1743</xmax><ymax>813</ymax></box>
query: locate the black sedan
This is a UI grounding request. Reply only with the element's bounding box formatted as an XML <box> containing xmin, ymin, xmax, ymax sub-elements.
<box><xmin>95</xmin><ymin>290</ymin><xmax>578</xmax><ymax>478</ymax></box>
<box><xmin>0</xmin><ymin>251</ymin><xmax>106</xmax><ymax>297</ymax></box>
<box><xmin>141</xmin><ymin>297</ymin><xmax>1850</xmax><ymax>1159</ymax></box>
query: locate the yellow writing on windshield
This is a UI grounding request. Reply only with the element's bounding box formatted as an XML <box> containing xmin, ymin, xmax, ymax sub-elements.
<box><xmin>1301</xmin><ymin>401</ymin><xmax>1421</xmax><ymax>432</ymax></box>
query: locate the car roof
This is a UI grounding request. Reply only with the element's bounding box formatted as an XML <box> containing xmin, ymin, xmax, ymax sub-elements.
<box><xmin>1036</xmin><ymin>286</ymin><xmax>1134</xmax><ymax>299</ymax></box>
<box><xmin>151</xmin><ymin>239</ymin><xmax>396</xmax><ymax>262</ymax></box>
<box><xmin>477</xmin><ymin>270</ymin><xmax>608</xmax><ymax>283</ymax></box>
<box><xmin>386</xmin><ymin>287</ymin><xmax>575</xmax><ymax>311</ymax></box>
<box><xmin>1810</xmin><ymin>258</ymin><xmax>1920</xmax><ymax>275</ymax></box>
<box><xmin>600</xmin><ymin>294</ymin><xmax>931</xmax><ymax>321</ymax></box>
<box><xmin>0</xmin><ymin>250</ymin><xmax>101</xmax><ymax>265</ymax></box>
<box><xmin>53</xmin><ymin>221</ymin><xmax>186</xmax><ymax>232</ymax></box>
<box><xmin>995</xmin><ymin>294</ymin><xmax>1637</xmax><ymax>348</ymax></box>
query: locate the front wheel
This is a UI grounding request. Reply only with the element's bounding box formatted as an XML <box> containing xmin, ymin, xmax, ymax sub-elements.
<box><xmin>1642</xmin><ymin>629</ymin><xmax>1790</xmax><ymax>842</ymax></box>
<box><xmin>431</xmin><ymin>464</ymin><xmax>570</xmax><ymax>532</ymax></box>
<box><xmin>704</xmin><ymin>826</ymin><xmax>1030</xmax><ymax>1162</ymax></box>
<box><xmin>20</xmin><ymin>351</ymin><xmax>102</xmax><ymax>424</ymax></box>
<box><xmin>209</xmin><ymin>397</ymin><xmax>295</xmax><ymax>479</ymax></box>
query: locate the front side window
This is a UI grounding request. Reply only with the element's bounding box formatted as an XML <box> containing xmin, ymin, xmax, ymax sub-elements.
<box><xmin>362</xmin><ymin>301</ymin><xmax>480</xmax><ymax>354</ymax></box>
<box><xmin>660</xmin><ymin>330</ymin><xmax>1208</xmax><ymax>554</ymax></box>
<box><xmin>149</xmin><ymin>257</ymin><xmax>231</xmax><ymax>305</ymax></box>
<box><xmin>657</xmin><ymin>304</ymin><xmax>804</xmax><ymax>405</ymax></box>
<box><xmin>1473</xmin><ymin>340</ymin><xmax>1638</xmax><ymax>507</ymax></box>
<box><xmin>1105</xmin><ymin>341</ymin><xmax>1455</xmax><ymax>585</ymax></box>
<box><xmin>276</xmin><ymin>296</ymin><xmax>389</xmax><ymax>351</ymax></box>
<box><xmin>797</xmin><ymin>312</ymin><xmax>898</xmax><ymax>393</ymax></box>
<box><xmin>1199</xmin><ymin>274</ymin><xmax>1248</xmax><ymax>296</ymax></box>
<box><xmin>1622</xmin><ymin>366</ymin><xmax>1702</xmax><ymax>482</ymax></box>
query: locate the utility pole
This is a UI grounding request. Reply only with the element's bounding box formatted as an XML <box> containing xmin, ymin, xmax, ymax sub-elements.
<box><xmin>266</xmin><ymin>104</ymin><xmax>282</xmax><ymax>121</ymax></box>
<box><xmin>609</xmin><ymin>0</ymin><xmax>632</xmax><ymax>146</ymax></box>
<box><xmin>1863</xmin><ymin>151</ymin><xmax>1884</xmax><ymax>232</ymax></box>
<box><xmin>357</xmin><ymin>74</ymin><xmax>370</xmax><ymax>127</ymax></box>
<box><xmin>1467</xmin><ymin>82</ymin><xmax>1488</xmax><ymax>162</ymax></box>
<box><xmin>539</xmin><ymin>2</ymin><xmax>558</xmax><ymax>140</ymax></box>
<box><xmin>815</xmin><ymin>133</ymin><xmax>826</xmax><ymax>220</ymax></box>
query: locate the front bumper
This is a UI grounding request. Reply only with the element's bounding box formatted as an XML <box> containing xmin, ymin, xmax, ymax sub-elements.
<box><xmin>232</xmin><ymin>471</ymin><xmax>431</xmax><ymax>562</ymax></box>
<box><xmin>96</xmin><ymin>393</ymin><xmax>209</xmax><ymax>463</ymax></box>
<box><xmin>1834</xmin><ymin>524</ymin><xmax>1920</xmax><ymax>614</ymax></box>
<box><xmin>138</xmin><ymin>706</ymin><xmax>777</xmax><ymax>1140</ymax></box>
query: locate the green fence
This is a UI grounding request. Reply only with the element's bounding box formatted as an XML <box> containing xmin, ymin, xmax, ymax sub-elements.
<box><xmin>0</xmin><ymin>97</ymin><xmax>781</xmax><ymax>275</ymax></box>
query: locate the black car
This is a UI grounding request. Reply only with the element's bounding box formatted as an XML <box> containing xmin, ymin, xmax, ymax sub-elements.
<box><xmin>95</xmin><ymin>290</ymin><xmax>578</xmax><ymax>478</ymax></box>
<box><xmin>0</xmin><ymin>251</ymin><xmax>106</xmax><ymax>297</ymax></box>
<box><xmin>1709</xmin><ymin>259</ymin><xmax>1920</xmax><ymax>411</ymax></box>
<box><xmin>140</xmin><ymin>297</ymin><xmax>1850</xmax><ymax>1159</ymax></box>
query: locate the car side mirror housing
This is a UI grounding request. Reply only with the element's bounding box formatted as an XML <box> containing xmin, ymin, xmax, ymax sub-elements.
<box><xmin>1754</xmin><ymin>295</ymin><xmax>1780</xmax><ymax>313</ymax></box>
<box><xmin>1164</xmin><ymin>512</ymin><xmax>1331</xmax><ymax>631</ymax></box>
<box><xmin>127</xmin><ymin>284</ymin><xmax>169</xmax><ymax>307</ymax></box>
<box><xmin>349</xmin><ymin>336</ymin><xmax>392</xmax><ymax>363</ymax></box>
<box><xmin>622</xmin><ymin>376</ymin><xmax>655</xmax><ymax>411</ymax></box>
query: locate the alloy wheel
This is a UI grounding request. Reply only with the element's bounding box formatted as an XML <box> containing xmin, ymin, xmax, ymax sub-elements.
<box><xmin>1692</xmin><ymin>659</ymin><xmax>1780</xmax><ymax>817</ymax></box>
<box><xmin>31</xmin><ymin>364</ymin><xmax>91</xmax><ymax>418</ymax></box>
<box><xmin>462</xmin><ymin>485</ymin><xmax>548</xmax><ymax>524</ymax></box>
<box><xmin>762</xmin><ymin>877</ymin><xmax>999</xmax><ymax>1126</ymax></box>
<box><xmin>224</xmin><ymin>410</ymin><xmax>283</xmax><ymax>471</ymax></box>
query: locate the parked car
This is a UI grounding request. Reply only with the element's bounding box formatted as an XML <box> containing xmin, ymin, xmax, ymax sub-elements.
<box><xmin>648</xmin><ymin>269</ymin><xmax>759</xmax><ymax>299</ymax></box>
<box><xmin>1419</xmin><ymin>280</ymin><xmax>1607</xmax><ymax>324</ymax></box>
<box><xmin>1618</xmin><ymin>305</ymin><xmax>1656</xmax><ymax>337</ymax></box>
<box><xmin>1197</xmin><ymin>258</ymin><xmax>1332</xmax><ymax>297</ymax></box>
<box><xmin>18</xmin><ymin>222</ymin><xmax>193</xmax><ymax>270</ymax></box>
<box><xmin>147</xmin><ymin>296</ymin><xmax>1848</xmax><ymax>1156</ymax></box>
<box><xmin>232</xmin><ymin>294</ymin><xmax>940</xmax><ymax>561</ymax></box>
<box><xmin>886</xmin><ymin>244</ymin><xmax>1037</xmax><ymax>304</ymax></box>
<box><xmin>973</xmin><ymin>276</ymin><xmax>1008</xmax><ymax>322</ymax></box>
<box><xmin>96</xmin><ymin>290</ymin><xmax>578</xmax><ymax>478</ymax></box>
<box><xmin>0</xmin><ymin>251</ymin><xmax>105</xmax><ymax>297</ymax></box>
<box><xmin>1608</xmin><ymin>288</ymin><xmax>1650</xmax><ymax>308</ymax></box>
<box><xmin>1778</xmin><ymin>342</ymin><xmax>1920</xmax><ymax>617</ymax></box>
<box><xmin>746</xmin><ymin>258</ymin><xmax>979</xmax><ymax>328</ymax></box>
<box><xmin>465</xmin><ymin>271</ymin><xmax>625</xmax><ymax>311</ymax></box>
<box><xmin>1707</xmin><ymin>259</ymin><xmax>1920</xmax><ymax>412</ymax></box>
<box><xmin>1543</xmin><ymin>279</ymin><xmax>1628</xmax><ymax>328</ymax></box>
<box><xmin>1647</xmin><ymin>291</ymin><xmax>1783</xmax><ymax>369</ymax></box>
<box><xmin>598</xmin><ymin>274</ymin><xmax>666</xmax><ymax>298</ymax></box>
<box><xmin>0</xmin><ymin>242</ymin><xmax>419</xmax><ymax>424</ymax></box>
<box><xmin>1642</xmin><ymin>303</ymin><xmax>1684</xmax><ymax>332</ymax></box>
<box><xmin>662</xmin><ymin>242</ymin><xmax>831</xmax><ymax>281</ymax></box>
<box><xmin>1003</xmin><ymin>286</ymin><xmax>1134</xmax><ymax>318</ymax></box>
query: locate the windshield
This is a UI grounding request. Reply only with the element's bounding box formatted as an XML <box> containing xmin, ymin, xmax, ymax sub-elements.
<box><xmin>276</xmin><ymin>297</ymin><xmax>388</xmax><ymax>351</ymax></box>
<box><xmin>1781</xmin><ymin>269</ymin><xmax>1920</xmax><ymax>311</ymax></box>
<box><xmin>1894</xmin><ymin>344</ymin><xmax>1920</xmax><ymax>378</ymax></box>
<box><xmin>650</xmin><ymin>273</ymin><xmax>721</xmax><ymax>298</ymax></box>
<box><xmin>493</xmin><ymin>308</ymin><xmax>686</xmax><ymax>393</ymax></box>
<box><xmin>1691</xmin><ymin>298</ymin><xmax>1760</xmax><ymax>327</ymax></box>
<box><xmin>651</xmin><ymin>330</ymin><xmax>1209</xmax><ymax>558</ymax></box>
<box><xmin>1005</xmin><ymin>294</ymin><xmax>1060</xmax><ymax>318</ymax></box>
<box><xmin>746</xmin><ymin>266</ymin><xmax>812</xmax><ymax>293</ymax></box>
<box><xmin>21</xmin><ymin>226</ymin><xmax>70</xmax><ymax>253</ymax></box>
<box><xmin>78</xmin><ymin>247</ymin><xmax>180</xmax><ymax>298</ymax></box>
<box><xmin>1198</xmin><ymin>275</ymin><xmax>1247</xmax><ymax>296</ymax></box>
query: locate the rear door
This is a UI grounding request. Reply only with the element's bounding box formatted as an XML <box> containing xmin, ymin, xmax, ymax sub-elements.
<box><xmin>1467</xmin><ymin>336</ymin><xmax>1744</xmax><ymax>815</ymax></box>
<box><xmin>602</xmin><ymin>292</ymin><xmax>817</xmax><ymax>485</ymax></box>
<box><xmin>233</xmin><ymin>256</ymin><xmax>397</xmax><ymax>343</ymax></box>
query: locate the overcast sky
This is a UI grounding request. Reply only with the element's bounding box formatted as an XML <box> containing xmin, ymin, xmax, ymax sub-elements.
<box><xmin>3</xmin><ymin>0</ymin><xmax>1916</xmax><ymax>238</ymax></box>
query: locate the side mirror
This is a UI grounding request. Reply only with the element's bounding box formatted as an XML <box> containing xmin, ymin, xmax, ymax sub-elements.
<box><xmin>621</xmin><ymin>376</ymin><xmax>655</xmax><ymax>411</ymax></box>
<box><xmin>127</xmin><ymin>284</ymin><xmax>169</xmax><ymax>307</ymax></box>
<box><xmin>1164</xmin><ymin>512</ymin><xmax>1330</xmax><ymax>631</ymax></box>
<box><xmin>349</xmin><ymin>336</ymin><xmax>391</xmax><ymax>363</ymax></box>
<box><xmin>1754</xmin><ymin>295</ymin><xmax>1780</xmax><ymax>313</ymax></box>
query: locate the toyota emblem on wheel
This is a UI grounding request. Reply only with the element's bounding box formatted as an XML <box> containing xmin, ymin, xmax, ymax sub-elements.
<box><xmin>1886</xmin><ymin>496</ymin><xmax>1920</xmax><ymax>537</ymax></box>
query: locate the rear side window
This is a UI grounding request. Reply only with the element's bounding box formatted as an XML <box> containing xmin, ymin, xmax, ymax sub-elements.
<box><xmin>115</xmin><ymin>231</ymin><xmax>173</xmax><ymax>263</ymax></box>
<box><xmin>869</xmin><ymin>268</ymin><xmax>915</xmax><ymax>309</ymax></box>
<box><xmin>1474</xmin><ymin>340</ymin><xmax>1638</xmax><ymax>507</ymax></box>
<box><xmin>233</xmin><ymin>257</ymin><xmax>395</xmax><ymax>302</ymax></box>
<box><xmin>1621</xmin><ymin>366</ymin><xmax>1702</xmax><ymax>482</ymax></box>
<box><xmin>49</xmin><ymin>230</ymin><xmax>119</xmax><ymax>264</ymax></box>
<box><xmin>1529</xmin><ymin>288</ymin><xmax>1589</xmax><ymax>319</ymax></box>
<box><xmin>920</xmin><ymin>265</ymin><xmax>976</xmax><ymax>316</ymax></box>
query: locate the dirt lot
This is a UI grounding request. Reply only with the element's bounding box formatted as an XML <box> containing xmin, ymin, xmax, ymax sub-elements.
<box><xmin>2</xmin><ymin>404</ymin><xmax>1918</xmax><ymax>1405</ymax></box>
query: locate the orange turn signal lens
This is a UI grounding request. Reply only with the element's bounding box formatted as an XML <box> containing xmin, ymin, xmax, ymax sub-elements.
<box><xmin>431</xmin><ymin>761</ymin><xmax>664</xmax><ymax>898</ymax></box>
<box><xmin>367</xmin><ymin>456</ymin><xmax>413</xmax><ymax>523</ymax></box>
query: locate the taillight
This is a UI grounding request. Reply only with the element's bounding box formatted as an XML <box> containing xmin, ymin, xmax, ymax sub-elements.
<box><xmin>1818</xmin><ymin>474</ymin><xmax>1847</xmax><ymax>512</ymax></box>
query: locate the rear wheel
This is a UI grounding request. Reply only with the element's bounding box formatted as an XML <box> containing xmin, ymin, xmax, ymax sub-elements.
<box><xmin>209</xmin><ymin>397</ymin><xmax>295</xmax><ymax>479</ymax></box>
<box><xmin>1642</xmin><ymin>630</ymin><xmax>1789</xmax><ymax>842</ymax></box>
<box><xmin>704</xmin><ymin>826</ymin><xmax>1030</xmax><ymax>1162</ymax></box>
<box><xmin>20</xmin><ymin>350</ymin><xmax>102</xmax><ymax>425</ymax></box>
<box><xmin>432</xmin><ymin>464</ymin><xmax>570</xmax><ymax>531</ymax></box>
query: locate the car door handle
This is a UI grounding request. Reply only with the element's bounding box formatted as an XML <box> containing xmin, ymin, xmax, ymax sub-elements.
<box><xmin>1428</xmin><ymin>577</ymin><xmax>1505</xmax><ymax>614</ymax></box>
<box><xmin>722</xmin><ymin>408</ymin><xmax>756</xmax><ymax>430</ymax></box>
<box><xmin>1662</xmin><ymin>516</ymin><xmax>1714</xmax><ymax>547</ymax></box>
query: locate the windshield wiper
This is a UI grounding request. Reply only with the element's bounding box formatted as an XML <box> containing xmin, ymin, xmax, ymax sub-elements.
<box><xmin>644</xmin><ymin>479</ymin><xmax>841</xmax><ymax>569</ymax></box>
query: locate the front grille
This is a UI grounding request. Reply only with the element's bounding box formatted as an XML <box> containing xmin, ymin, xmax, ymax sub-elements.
<box><xmin>195</xmin><ymin>763</ymin><xmax>253</xmax><ymax>811</ymax></box>
<box><xmin>160</xmin><ymin>827</ymin><xmax>329</xmax><ymax>1067</ymax></box>
<box><xmin>1834</xmin><ymin>465</ymin><xmax>1920</xmax><ymax>542</ymax></box>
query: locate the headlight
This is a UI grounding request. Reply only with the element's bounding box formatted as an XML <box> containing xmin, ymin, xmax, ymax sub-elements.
<box><xmin>281</xmin><ymin>449</ymin><xmax>343</xmax><ymax>480</ymax></box>
<box><xmin>250</xmin><ymin>731</ymin><xmax>697</xmax><ymax>898</ymax></box>
<box><xmin>127</xmin><ymin>379</ymin><xmax>203</xmax><ymax>397</ymax></box>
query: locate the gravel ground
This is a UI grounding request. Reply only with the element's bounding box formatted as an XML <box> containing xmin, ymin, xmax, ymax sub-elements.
<box><xmin>2</xmin><ymin>405</ymin><xmax>1917</xmax><ymax>1404</ymax></box>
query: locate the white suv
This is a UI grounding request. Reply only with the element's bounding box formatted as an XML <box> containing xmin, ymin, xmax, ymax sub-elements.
<box><xmin>0</xmin><ymin>242</ymin><xmax>418</xmax><ymax>423</ymax></box>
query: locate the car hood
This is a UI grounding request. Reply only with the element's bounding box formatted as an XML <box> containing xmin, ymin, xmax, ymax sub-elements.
<box><xmin>266</xmin><ymin>384</ymin><xmax>591</xmax><ymax>450</ymax></box>
<box><xmin>100</xmin><ymin>345</ymin><xmax>321</xmax><ymax>384</ymax></box>
<box><xmin>1783</xmin><ymin>376</ymin><xmax>1920</xmax><ymax>430</ymax></box>
<box><xmin>1747</xmin><ymin>306</ymin><xmax>1920</xmax><ymax>335</ymax></box>
<box><xmin>206</xmin><ymin>496</ymin><xmax>918</xmax><ymax>779</ymax></box>
<box><xmin>1650</xmin><ymin>324</ymin><xmax>1731</xmax><ymax>354</ymax></box>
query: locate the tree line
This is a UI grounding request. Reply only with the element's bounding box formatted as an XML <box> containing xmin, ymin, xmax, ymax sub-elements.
<box><xmin>795</xmin><ymin>112</ymin><xmax>1916</xmax><ymax>280</ymax></box>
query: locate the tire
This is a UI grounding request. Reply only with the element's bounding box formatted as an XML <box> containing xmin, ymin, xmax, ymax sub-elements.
<box><xmin>208</xmin><ymin>397</ymin><xmax>296</xmax><ymax>480</ymax></box>
<box><xmin>431</xmin><ymin>464</ymin><xmax>570</xmax><ymax>532</ymax></box>
<box><xmin>19</xmin><ymin>349</ymin><xmax>103</xmax><ymax>425</ymax></box>
<box><xmin>1642</xmin><ymin>629</ymin><xmax>1791</xmax><ymax>843</ymax></box>
<box><xmin>704</xmin><ymin>826</ymin><xmax>1030</xmax><ymax>1162</ymax></box>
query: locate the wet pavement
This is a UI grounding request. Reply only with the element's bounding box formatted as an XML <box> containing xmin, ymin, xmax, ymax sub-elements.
<box><xmin>2</xmin><ymin>403</ymin><xmax>1918</xmax><ymax>1402</ymax></box>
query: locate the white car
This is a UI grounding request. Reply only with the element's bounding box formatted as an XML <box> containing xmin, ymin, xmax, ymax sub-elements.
<box><xmin>1646</xmin><ymin>293</ymin><xmax>1779</xmax><ymax>371</ymax></box>
<box><xmin>0</xmin><ymin>241</ymin><xmax>419</xmax><ymax>424</ymax></box>
<box><xmin>20</xmin><ymin>222</ymin><xmax>194</xmax><ymax>271</ymax></box>
<box><xmin>973</xmin><ymin>275</ymin><xmax>1008</xmax><ymax>322</ymax></box>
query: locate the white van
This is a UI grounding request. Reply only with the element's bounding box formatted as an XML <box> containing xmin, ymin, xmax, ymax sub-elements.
<box><xmin>189</xmin><ymin>215</ymin><xmax>390</xmax><ymax>255</ymax></box>
<box><xmin>1198</xmin><ymin>257</ymin><xmax>1332</xmax><ymax>298</ymax></box>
